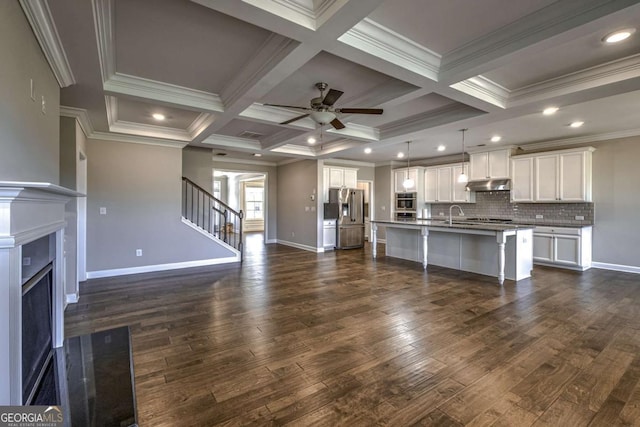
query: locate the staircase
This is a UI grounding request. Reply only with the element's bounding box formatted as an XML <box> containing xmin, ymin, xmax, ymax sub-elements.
<box><xmin>182</xmin><ymin>177</ymin><xmax>243</xmax><ymax>260</ymax></box>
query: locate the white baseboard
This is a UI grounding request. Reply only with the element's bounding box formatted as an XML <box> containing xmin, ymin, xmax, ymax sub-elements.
<box><xmin>592</xmin><ymin>262</ymin><xmax>640</xmax><ymax>274</ymax></box>
<box><xmin>265</xmin><ymin>238</ymin><xmax>277</xmax><ymax>244</ymax></box>
<box><xmin>87</xmin><ymin>256</ymin><xmax>239</xmax><ymax>279</ymax></box>
<box><xmin>275</xmin><ymin>239</ymin><xmax>322</xmax><ymax>253</ymax></box>
<box><xmin>65</xmin><ymin>293</ymin><xmax>79</xmax><ymax>304</ymax></box>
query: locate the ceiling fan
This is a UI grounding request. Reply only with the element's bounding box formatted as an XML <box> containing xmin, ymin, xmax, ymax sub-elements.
<box><xmin>264</xmin><ymin>82</ymin><xmax>383</xmax><ymax>130</ymax></box>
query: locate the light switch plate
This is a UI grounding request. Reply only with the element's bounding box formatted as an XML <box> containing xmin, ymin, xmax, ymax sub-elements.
<box><xmin>99</xmin><ymin>207</ymin><xmax>107</xmax><ymax>215</ymax></box>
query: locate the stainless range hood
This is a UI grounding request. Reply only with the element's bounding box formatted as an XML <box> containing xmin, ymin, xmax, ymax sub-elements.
<box><xmin>465</xmin><ymin>178</ymin><xmax>511</xmax><ymax>192</ymax></box>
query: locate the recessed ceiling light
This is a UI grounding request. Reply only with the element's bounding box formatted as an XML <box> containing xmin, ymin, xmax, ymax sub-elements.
<box><xmin>491</xmin><ymin>135</ymin><xmax>501</xmax><ymax>143</ymax></box>
<box><xmin>152</xmin><ymin>113</ymin><xmax>165</xmax><ymax>121</ymax></box>
<box><xmin>570</xmin><ymin>121</ymin><xmax>584</xmax><ymax>128</ymax></box>
<box><xmin>603</xmin><ymin>28</ymin><xmax>635</xmax><ymax>44</ymax></box>
<box><xmin>543</xmin><ymin>107</ymin><xmax>559</xmax><ymax>115</ymax></box>
<box><xmin>397</xmin><ymin>152</ymin><xmax>405</xmax><ymax>159</ymax></box>
<box><xmin>437</xmin><ymin>144</ymin><xmax>446</xmax><ymax>152</ymax></box>
<box><xmin>307</xmin><ymin>136</ymin><xmax>316</xmax><ymax>144</ymax></box>
<box><xmin>253</xmin><ymin>153</ymin><xmax>262</xmax><ymax>157</ymax></box>
<box><xmin>364</xmin><ymin>147</ymin><xmax>372</xmax><ymax>154</ymax></box>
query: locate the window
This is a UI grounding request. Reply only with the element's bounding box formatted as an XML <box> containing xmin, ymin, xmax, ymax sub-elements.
<box><xmin>213</xmin><ymin>180</ymin><xmax>221</xmax><ymax>200</ymax></box>
<box><xmin>244</xmin><ymin>184</ymin><xmax>264</xmax><ymax>220</ymax></box>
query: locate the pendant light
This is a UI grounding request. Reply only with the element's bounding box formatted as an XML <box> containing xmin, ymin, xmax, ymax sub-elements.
<box><xmin>402</xmin><ymin>141</ymin><xmax>414</xmax><ymax>189</ymax></box>
<box><xmin>458</xmin><ymin>129</ymin><xmax>468</xmax><ymax>183</ymax></box>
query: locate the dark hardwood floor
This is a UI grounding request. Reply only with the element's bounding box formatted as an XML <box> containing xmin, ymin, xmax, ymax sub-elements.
<box><xmin>64</xmin><ymin>234</ymin><xmax>640</xmax><ymax>426</ymax></box>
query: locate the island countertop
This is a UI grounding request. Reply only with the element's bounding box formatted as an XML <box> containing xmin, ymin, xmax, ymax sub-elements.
<box><xmin>371</xmin><ymin>219</ymin><xmax>535</xmax><ymax>232</ymax></box>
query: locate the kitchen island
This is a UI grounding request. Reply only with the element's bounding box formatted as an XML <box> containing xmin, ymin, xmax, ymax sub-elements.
<box><xmin>371</xmin><ymin>219</ymin><xmax>534</xmax><ymax>285</ymax></box>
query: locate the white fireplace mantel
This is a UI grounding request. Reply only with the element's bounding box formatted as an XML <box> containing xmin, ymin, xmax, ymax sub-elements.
<box><xmin>0</xmin><ymin>181</ymin><xmax>82</xmax><ymax>405</ymax></box>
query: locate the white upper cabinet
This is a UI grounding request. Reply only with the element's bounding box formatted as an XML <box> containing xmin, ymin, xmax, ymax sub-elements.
<box><xmin>535</xmin><ymin>154</ymin><xmax>560</xmax><ymax>202</ymax></box>
<box><xmin>511</xmin><ymin>147</ymin><xmax>594</xmax><ymax>203</ymax></box>
<box><xmin>469</xmin><ymin>149</ymin><xmax>511</xmax><ymax>180</ymax></box>
<box><xmin>323</xmin><ymin>166</ymin><xmax>358</xmax><ymax>202</ymax></box>
<box><xmin>424</xmin><ymin>163</ymin><xmax>473</xmax><ymax>203</ymax></box>
<box><xmin>394</xmin><ymin>168</ymin><xmax>420</xmax><ymax>193</ymax></box>
<box><xmin>510</xmin><ymin>157</ymin><xmax>534</xmax><ymax>202</ymax></box>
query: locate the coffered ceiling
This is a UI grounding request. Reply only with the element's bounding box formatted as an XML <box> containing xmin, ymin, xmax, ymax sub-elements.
<box><xmin>23</xmin><ymin>0</ymin><xmax>640</xmax><ymax>164</ymax></box>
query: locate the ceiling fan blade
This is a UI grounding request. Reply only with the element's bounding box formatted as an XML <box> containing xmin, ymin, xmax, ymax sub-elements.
<box><xmin>264</xmin><ymin>103</ymin><xmax>311</xmax><ymax>111</ymax></box>
<box><xmin>336</xmin><ymin>108</ymin><xmax>383</xmax><ymax>114</ymax></box>
<box><xmin>330</xmin><ymin>118</ymin><xmax>346</xmax><ymax>130</ymax></box>
<box><xmin>280</xmin><ymin>113</ymin><xmax>310</xmax><ymax>125</ymax></box>
<box><xmin>322</xmin><ymin>89</ymin><xmax>344</xmax><ymax>106</ymax></box>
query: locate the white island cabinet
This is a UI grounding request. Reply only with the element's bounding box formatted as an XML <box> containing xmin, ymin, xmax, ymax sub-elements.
<box><xmin>371</xmin><ymin>220</ymin><xmax>533</xmax><ymax>285</ymax></box>
<box><xmin>533</xmin><ymin>226</ymin><xmax>592</xmax><ymax>270</ymax></box>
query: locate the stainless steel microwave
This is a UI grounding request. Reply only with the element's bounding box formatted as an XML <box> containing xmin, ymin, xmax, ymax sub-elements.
<box><xmin>395</xmin><ymin>192</ymin><xmax>417</xmax><ymax>210</ymax></box>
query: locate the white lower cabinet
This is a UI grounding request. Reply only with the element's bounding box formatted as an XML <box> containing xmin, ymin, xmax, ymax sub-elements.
<box><xmin>323</xmin><ymin>219</ymin><xmax>336</xmax><ymax>250</ymax></box>
<box><xmin>533</xmin><ymin>226</ymin><xmax>592</xmax><ymax>270</ymax></box>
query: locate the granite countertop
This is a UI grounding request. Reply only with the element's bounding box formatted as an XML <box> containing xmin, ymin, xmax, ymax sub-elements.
<box><xmin>371</xmin><ymin>219</ymin><xmax>535</xmax><ymax>232</ymax></box>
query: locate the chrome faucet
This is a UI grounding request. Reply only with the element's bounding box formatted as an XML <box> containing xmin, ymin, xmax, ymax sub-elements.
<box><xmin>449</xmin><ymin>205</ymin><xmax>464</xmax><ymax>225</ymax></box>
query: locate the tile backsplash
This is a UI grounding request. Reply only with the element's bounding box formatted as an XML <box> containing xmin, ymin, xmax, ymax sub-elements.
<box><xmin>430</xmin><ymin>191</ymin><xmax>594</xmax><ymax>225</ymax></box>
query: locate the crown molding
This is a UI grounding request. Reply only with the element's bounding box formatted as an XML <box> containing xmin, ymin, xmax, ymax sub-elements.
<box><xmin>59</xmin><ymin>106</ymin><xmax>95</xmax><ymax>137</ymax></box>
<box><xmin>380</xmin><ymin>103</ymin><xmax>485</xmax><ymax>139</ymax></box>
<box><xmin>19</xmin><ymin>0</ymin><xmax>76</xmax><ymax>88</ymax></box>
<box><xmin>104</xmin><ymin>73</ymin><xmax>225</xmax><ymax>113</ymax></box>
<box><xmin>88</xmin><ymin>131</ymin><xmax>188</xmax><ymax>148</ymax></box>
<box><xmin>91</xmin><ymin>0</ymin><xmax>115</xmax><ymax>83</ymax></box>
<box><xmin>450</xmin><ymin>75</ymin><xmax>509</xmax><ymax>109</ymax></box>
<box><xmin>240</xmin><ymin>104</ymin><xmax>315</xmax><ymax>130</ymax></box>
<box><xmin>518</xmin><ymin>128</ymin><xmax>640</xmax><ymax>151</ymax></box>
<box><xmin>508</xmin><ymin>54</ymin><xmax>640</xmax><ymax>106</ymax></box>
<box><xmin>201</xmin><ymin>134</ymin><xmax>262</xmax><ymax>151</ymax></box>
<box><xmin>338</xmin><ymin>18</ymin><xmax>441</xmax><ymax>81</ymax></box>
<box><xmin>211</xmin><ymin>157</ymin><xmax>278</xmax><ymax>167</ymax></box>
<box><xmin>187</xmin><ymin>113</ymin><xmax>216</xmax><ymax>138</ymax></box>
<box><xmin>326</xmin><ymin>122</ymin><xmax>380</xmax><ymax>141</ymax></box>
<box><xmin>324</xmin><ymin>159</ymin><xmax>375</xmax><ymax>168</ymax></box>
<box><xmin>241</xmin><ymin>0</ymin><xmax>345</xmax><ymax>30</ymax></box>
<box><xmin>270</xmin><ymin>144</ymin><xmax>316</xmax><ymax>157</ymax></box>
<box><xmin>221</xmin><ymin>34</ymin><xmax>299</xmax><ymax>107</ymax></box>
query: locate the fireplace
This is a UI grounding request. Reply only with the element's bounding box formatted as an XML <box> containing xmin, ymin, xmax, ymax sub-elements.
<box><xmin>0</xmin><ymin>182</ymin><xmax>80</xmax><ymax>404</ymax></box>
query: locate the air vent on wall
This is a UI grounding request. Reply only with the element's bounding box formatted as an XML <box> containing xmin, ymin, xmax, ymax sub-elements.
<box><xmin>215</xmin><ymin>152</ymin><xmax>227</xmax><ymax>156</ymax></box>
<box><xmin>238</xmin><ymin>131</ymin><xmax>264</xmax><ymax>139</ymax></box>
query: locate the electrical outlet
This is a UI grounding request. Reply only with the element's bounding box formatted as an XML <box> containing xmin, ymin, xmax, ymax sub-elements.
<box><xmin>136</xmin><ymin>249</ymin><xmax>142</xmax><ymax>257</ymax></box>
<box><xmin>22</xmin><ymin>257</ymin><xmax>31</xmax><ymax>266</ymax></box>
<box><xmin>381</xmin><ymin>206</ymin><xmax>385</xmax><ymax>211</ymax></box>
<box><xmin>575</xmin><ymin>215</ymin><xmax>585</xmax><ymax>220</ymax></box>
<box><xmin>41</xmin><ymin>95</ymin><xmax>46</xmax><ymax>114</ymax></box>
<box><xmin>311</xmin><ymin>206</ymin><xmax>316</xmax><ymax>212</ymax></box>
<box><xmin>439</xmin><ymin>212</ymin><xmax>445</xmax><ymax>216</ymax></box>
<box><xmin>535</xmin><ymin>214</ymin><xmax>543</xmax><ymax>219</ymax></box>
<box><xmin>99</xmin><ymin>207</ymin><xmax>107</xmax><ymax>215</ymax></box>
<box><xmin>305</xmin><ymin>206</ymin><xmax>310</xmax><ymax>212</ymax></box>
<box><xmin>291</xmin><ymin>231</ymin><xmax>295</xmax><ymax>237</ymax></box>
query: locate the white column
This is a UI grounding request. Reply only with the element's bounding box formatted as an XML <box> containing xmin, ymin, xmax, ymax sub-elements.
<box><xmin>371</xmin><ymin>223</ymin><xmax>378</xmax><ymax>259</ymax></box>
<box><xmin>421</xmin><ymin>226</ymin><xmax>429</xmax><ymax>270</ymax></box>
<box><xmin>497</xmin><ymin>231</ymin><xmax>506</xmax><ymax>285</ymax></box>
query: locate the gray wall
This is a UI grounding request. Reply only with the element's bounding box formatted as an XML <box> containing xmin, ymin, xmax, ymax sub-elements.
<box><xmin>0</xmin><ymin>1</ymin><xmax>60</xmax><ymax>183</ymax></box>
<box><xmin>591</xmin><ymin>137</ymin><xmax>640</xmax><ymax>267</ymax></box>
<box><xmin>212</xmin><ymin>161</ymin><xmax>277</xmax><ymax>243</ymax></box>
<box><xmin>86</xmin><ymin>139</ymin><xmax>234</xmax><ymax>272</ymax></box>
<box><xmin>373</xmin><ymin>165</ymin><xmax>393</xmax><ymax>240</ymax></box>
<box><xmin>182</xmin><ymin>146</ymin><xmax>214</xmax><ymax>193</ymax></box>
<box><xmin>277</xmin><ymin>160</ymin><xmax>318</xmax><ymax>248</ymax></box>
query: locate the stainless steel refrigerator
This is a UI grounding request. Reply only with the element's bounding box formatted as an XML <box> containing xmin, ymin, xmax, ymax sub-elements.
<box><xmin>328</xmin><ymin>188</ymin><xmax>364</xmax><ymax>249</ymax></box>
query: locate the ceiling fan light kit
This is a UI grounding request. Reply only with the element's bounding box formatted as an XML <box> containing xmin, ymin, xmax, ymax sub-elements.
<box><xmin>264</xmin><ymin>82</ymin><xmax>383</xmax><ymax>130</ymax></box>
